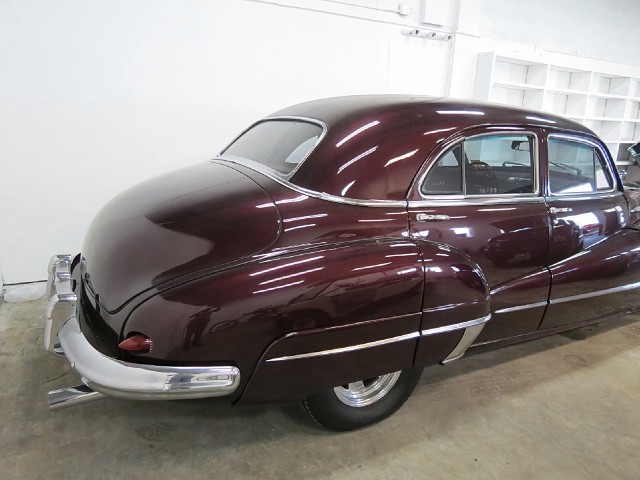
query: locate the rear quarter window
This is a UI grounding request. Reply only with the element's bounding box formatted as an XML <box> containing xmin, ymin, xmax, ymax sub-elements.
<box><xmin>223</xmin><ymin>120</ymin><xmax>324</xmax><ymax>175</ymax></box>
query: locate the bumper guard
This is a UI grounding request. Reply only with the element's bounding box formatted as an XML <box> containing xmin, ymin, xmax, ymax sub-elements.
<box><xmin>44</xmin><ymin>254</ymin><xmax>241</xmax><ymax>409</ymax></box>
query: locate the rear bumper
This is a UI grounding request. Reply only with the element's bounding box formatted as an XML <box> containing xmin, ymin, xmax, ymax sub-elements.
<box><xmin>45</xmin><ymin>254</ymin><xmax>241</xmax><ymax>408</ymax></box>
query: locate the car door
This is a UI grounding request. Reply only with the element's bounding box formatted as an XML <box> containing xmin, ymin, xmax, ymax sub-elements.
<box><xmin>539</xmin><ymin>132</ymin><xmax>640</xmax><ymax>329</ymax></box>
<box><xmin>407</xmin><ymin>127</ymin><xmax>551</xmax><ymax>343</ymax></box>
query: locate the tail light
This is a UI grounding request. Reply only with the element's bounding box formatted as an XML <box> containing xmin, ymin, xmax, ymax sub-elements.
<box><xmin>119</xmin><ymin>333</ymin><xmax>153</xmax><ymax>354</ymax></box>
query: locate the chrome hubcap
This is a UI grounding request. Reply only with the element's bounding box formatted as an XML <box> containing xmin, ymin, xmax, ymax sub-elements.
<box><xmin>333</xmin><ymin>371</ymin><xmax>401</xmax><ymax>407</ymax></box>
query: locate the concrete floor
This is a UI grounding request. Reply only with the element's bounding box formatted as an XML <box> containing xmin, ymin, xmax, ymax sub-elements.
<box><xmin>1</xmin><ymin>297</ymin><xmax>639</xmax><ymax>480</ymax></box>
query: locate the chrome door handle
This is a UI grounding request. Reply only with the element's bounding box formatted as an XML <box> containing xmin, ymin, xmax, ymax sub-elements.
<box><xmin>416</xmin><ymin>213</ymin><xmax>450</xmax><ymax>222</ymax></box>
<box><xmin>549</xmin><ymin>206</ymin><xmax>572</xmax><ymax>214</ymax></box>
<box><xmin>631</xmin><ymin>206</ymin><xmax>640</xmax><ymax>213</ymax></box>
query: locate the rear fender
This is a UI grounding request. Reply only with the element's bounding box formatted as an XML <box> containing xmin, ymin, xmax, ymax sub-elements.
<box><xmin>240</xmin><ymin>239</ymin><xmax>491</xmax><ymax>403</ymax></box>
<box><xmin>123</xmin><ymin>238</ymin><xmax>425</xmax><ymax>403</ymax></box>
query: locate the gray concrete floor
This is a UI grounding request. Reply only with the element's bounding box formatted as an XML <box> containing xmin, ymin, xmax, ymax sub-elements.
<box><xmin>1</xmin><ymin>297</ymin><xmax>639</xmax><ymax>480</ymax></box>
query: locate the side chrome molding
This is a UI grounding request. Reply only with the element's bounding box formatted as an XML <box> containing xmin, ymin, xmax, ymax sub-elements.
<box><xmin>421</xmin><ymin>315</ymin><xmax>491</xmax><ymax>337</ymax></box>
<box><xmin>421</xmin><ymin>314</ymin><xmax>491</xmax><ymax>365</ymax></box>
<box><xmin>266</xmin><ymin>314</ymin><xmax>491</xmax><ymax>365</ymax></box>
<box><xmin>549</xmin><ymin>281</ymin><xmax>640</xmax><ymax>305</ymax></box>
<box><xmin>494</xmin><ymin>301</ymin><xmax>547</xmax><ymax>314</ymax></box>
<box><xmin>266</xmin><ymin>332</ymin><xmax>420</xmax><ymax>362</ymax></box>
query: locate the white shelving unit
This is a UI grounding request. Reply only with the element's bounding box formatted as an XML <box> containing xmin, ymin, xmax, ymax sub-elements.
<box><xmin>475</xmin><ymin>52</ymin><xmax>640</xmax><ymax>166</ymax></box>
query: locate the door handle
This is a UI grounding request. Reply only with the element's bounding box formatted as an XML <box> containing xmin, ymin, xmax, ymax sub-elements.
<box><xmin>631</xmin><ymin>206</ymin><xmax>640</xmax><ymax>213</ymax></box>
<box><xmin>416</xmin><ymin>213</ymin><xmax>450</xmax><ymax>222</ymax></box>
<box><xmin>549</xmin><ymin>206</ymin><xmax>572</xmax><ymax>214</ymax></box>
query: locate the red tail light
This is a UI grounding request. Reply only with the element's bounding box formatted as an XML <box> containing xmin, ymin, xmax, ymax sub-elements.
<box><xmin>119</xmin><ymin>334</ymin><xmax>153</xmax><ymax>354</ymax></box>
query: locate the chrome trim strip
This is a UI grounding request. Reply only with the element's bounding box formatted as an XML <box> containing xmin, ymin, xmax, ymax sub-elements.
<box><xmin>408</xmin><ymin>196</ymin><xmax>545</xmax><ymax>208</ymax></box>
<box><xmin>549</xmin><ymin>281</ymin><xmax>640</xmax><ymax>305</ymax></box>
<box><xmin>442</xmin><ymin>323</ymin><xmax>486</xmax><ymax>364</ymax></box>
<box><xmin>544</xmin><ymin>192</ymin><xmax>622</xmax><ymax>202</ymax></box>
<box><xmin>265</xmin><ymin>332</ymin><xmax>420</xmax><ymax>362</ymax></box>
<box><xmin>214</xmin><ymin>155</ymin><xmax>407</xmax><ymax>208</ymax></box>
<box><xmin>494</xmin><ymin>301</ymin><xmax>547</xmax><ymax>314</ymax></box>
<box><xmin>421</xmin><ymin>300</ymin><xmax>488</xmax><ymax>314</ymax></box>
<box><xmin>220</xmin><ymin>115</ymin><xmax>329</xmax><ymax>180</ymax></box>
<box><xmin>54</xmin><ymin>317</ymin><xmax>241</xmax><ymax>401</ymax></box>
<box><xmin>414</xmin><ymin>130</ymin><xmax>540</xmax><ymax>201</ymax></box>
<box><xmin>421</xmin><ymin>314</ymin><xmax>491</xmax><ymax>336</ymax></box>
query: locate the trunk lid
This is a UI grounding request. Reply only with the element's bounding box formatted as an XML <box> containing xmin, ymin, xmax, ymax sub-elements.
<box><xmin>82</xmin><ymin>162</ymin><xmax>280</xmax><ymax>312</ymax></box>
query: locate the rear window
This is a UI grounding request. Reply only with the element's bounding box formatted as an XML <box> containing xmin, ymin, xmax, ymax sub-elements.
<box><xmin>222</xmin><ymin>119</ymin><xmax>323</xmax><ymax>175</ymax></box>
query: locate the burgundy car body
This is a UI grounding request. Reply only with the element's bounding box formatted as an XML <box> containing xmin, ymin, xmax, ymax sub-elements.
<box><xmin>44</xmin><ymin>95</ymin><xmax>640</xmax><ymax>409</ymax></box>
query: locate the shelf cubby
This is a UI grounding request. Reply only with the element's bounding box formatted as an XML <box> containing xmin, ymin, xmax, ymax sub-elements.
<box><xmin>586</xmin><ymin>97</ymin><xmax>626</xmax><ymax>119</ymax></box>
<box><xmin>631</xmin><ymin>79</ymin><xmax>640</xmax><ymax>99</ymax></box>
<box><xmin>626</xmin><ymin>101</ymin><xmax>640</xmax><ymax>121</ymax></box>
<box><xmin>543</xmin><ymin>92</ymin><xmax>587</xmax><ymax>117</ymax></box>
<box><xmin>547</xmin><ymin>67</ymin><xmax>591</xmax><ymax>93</ymax></box>
<box><xmin>591</xmin><ymin>74</ymin><xmax>631</xmax><ymax>97</ymax></box>
<box><xmin>621</xmin><ymin>122</ymin><xmax>640</xmax><ymax>142</ymax></box>
<box><xmin>493</xmin><ymin>57</ymin><xmax>547</xmax><ymax>87</ymax></box>
<box><xmin>475</xmin><ymin>51</ymin><xmax>640</xmax><ymax>166</ymax></box>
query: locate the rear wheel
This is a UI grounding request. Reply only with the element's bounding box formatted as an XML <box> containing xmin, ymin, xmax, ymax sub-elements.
<box><xmin>301</xmin><ymin>367</ymin><xmax>423</xmax><ymax>431</ymax></box>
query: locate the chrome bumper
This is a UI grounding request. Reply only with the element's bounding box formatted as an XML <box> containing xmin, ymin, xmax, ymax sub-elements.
<box><xmin>44</xmin><ymin>254</ymin><xmax>76</xmax><ymax>355</ymax></box>
<box><xmin>45</xmin><ymin>254</ymin><xmax>241</xmax><ymax>409</ymax></box>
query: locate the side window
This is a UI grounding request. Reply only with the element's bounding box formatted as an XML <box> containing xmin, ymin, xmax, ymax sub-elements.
<box><xmin>421</xmin><ymin>134</ymin><xmax>535</xmax><ymax>196</ymax></box>
<box><xmin>421</xmin><ymin>144</ymin><xmax>463</xmax><ymax>195</ymax></box>
<box><xmin>548</xmin><ymin>137</ymin><xmax>614</xmax><ymax>194</ymax></box>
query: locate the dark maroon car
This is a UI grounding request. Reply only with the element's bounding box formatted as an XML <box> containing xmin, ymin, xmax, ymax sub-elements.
<box><xmin>45</xmin><ymin>95</ymin><xmax>640</xmax><ymax>431</ymax></box>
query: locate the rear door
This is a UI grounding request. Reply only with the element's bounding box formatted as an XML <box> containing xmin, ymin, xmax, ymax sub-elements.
<box><xmin>408</xmin><ymin>127</ymin><xmax>551</xmax><ymax>343</ymax></box>
<box><xmin>540</xmin><ymin>132</ymin><xmax>636</xmax><ymax>329</ymax></box>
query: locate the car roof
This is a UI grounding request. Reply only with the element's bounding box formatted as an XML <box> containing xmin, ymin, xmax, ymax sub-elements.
<box><xmin>269</xmin><ymin>95</ymin><xmax>596</xmax><ymax>201</ymax></box>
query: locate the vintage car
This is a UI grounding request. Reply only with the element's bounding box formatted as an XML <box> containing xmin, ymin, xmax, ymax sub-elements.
<box><xmin>44</xmin><ymin>95</ymin><xmax>640</xmax><ymax>431</ymax></box>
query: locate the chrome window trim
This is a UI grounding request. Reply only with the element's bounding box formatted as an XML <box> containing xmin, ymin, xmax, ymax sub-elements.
<box><xmin>220</xmin><ymin>115</ymin><xmax>329</xmax><ymax>180</ymax></box>
<box><xmin>542</xmin><ymin>192</ymin><xmax>623</xmax><ymax>202</ymax></box>
<box><xmin>213</xmin><ymin>156</ymin><xmax>408</xmax><ymax>208</ymax></box>
<box><xmin>421</xmin><ymin>314</ymin><xmax>491</xmax><ymax>337</ymax></box>
<box><xmin>415</xmin><ymin>130</ymin><xmax>540</xmax><ymax>201</ymax></box>
<box><xmin>546</xmin><ymin>133</ymin><xmax>619</xmax><ymax>197</ymax></box>
<box><xmin>265</xmin><ymin>332</ymin><xmax>420</xmax><ymax>362</ymax></box>
<box><xmin>408</xmin><ymin>195</ymin><xmax>546</xmax><ymax>209</ymax></box>
<box><xmin>549</xmin><ymin>281</ymin><xmax>640</xmax><ymax>305</ymax></box>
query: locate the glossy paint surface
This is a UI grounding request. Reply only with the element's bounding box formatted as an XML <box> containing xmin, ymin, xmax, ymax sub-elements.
<box><xmin>122</xmin><ymin>239</ymin><xmax>426</xmax><ymax>399</ymax></box>
<box><xmin>73</xmin><ymin>95</ymin><xmax>640</xmax><ymax>404</ymax></box>
<box><xmin>277</xmin><ymin>96</ymin><xmax>593</xmax><ymax>201</ymax></box>
<box><xmin>81</xmin><ymin>162</ymin><xmax>280</xmax><ymax>313</ymax></box>
<box><xmin>541</xmin><ymin>228</ymin><xmax>640</xmax><ymax>329</ymax></box>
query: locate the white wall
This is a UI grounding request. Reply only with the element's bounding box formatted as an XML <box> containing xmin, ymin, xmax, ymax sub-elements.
<box><xmin>2</xmin><ymin>0</ymin><xmax>640</xmax><ymax>283</ymax></box>
<box><xmin>480</xmin><ymin>0</ymin><xmax>640</xmax><ymax>67</ymax></box>
<box><xmin>449</xmin><ymin>0</ymin><xmax>640</xmax><ymax>99</ymax></box>
<box><xmin>0</xmin><ymin>0</ymin><xmax>451</xmax><ymax>283</ymax></box>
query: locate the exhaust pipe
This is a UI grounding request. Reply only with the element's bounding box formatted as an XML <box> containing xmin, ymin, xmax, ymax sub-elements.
<box><xmin>48</xmin><ymin>384</ymin><xmax>106</xmax><ymax>410</ymax></box>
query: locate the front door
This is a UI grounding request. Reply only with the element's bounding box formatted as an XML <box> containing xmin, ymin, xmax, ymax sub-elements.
<box><xmin>408</xmin><ymin>127</ymin><xmax>551</xmax><ymax>343</ymax></box>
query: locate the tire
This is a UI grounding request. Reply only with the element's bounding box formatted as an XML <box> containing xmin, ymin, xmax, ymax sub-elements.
<box><xmin>301</xmin><ymin>367</ymin><xmax>423</xmax><ymax>431</ymax></box>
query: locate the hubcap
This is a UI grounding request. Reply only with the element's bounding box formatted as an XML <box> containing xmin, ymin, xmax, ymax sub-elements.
<box><xmin>333</xmin><ymin>371</ymin><xmax>401</xmax><ymax>407</ymax></box>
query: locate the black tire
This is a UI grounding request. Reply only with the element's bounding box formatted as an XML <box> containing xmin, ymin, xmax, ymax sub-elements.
<box><xmin>301</xmin><ymin>367</ymin><xmax>423</xmax><ymax>431</ymax></box>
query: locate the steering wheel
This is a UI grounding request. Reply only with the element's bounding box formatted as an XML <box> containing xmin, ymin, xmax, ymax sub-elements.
<box><xmin>503</xmin><ymin>161</ymin><xmax>528</xmax><ymax>167</ymax></box>
<box><xmin>469</xmin><ymin>161</ymin><xmax>492</xmax><ymax>175</ymax></box>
